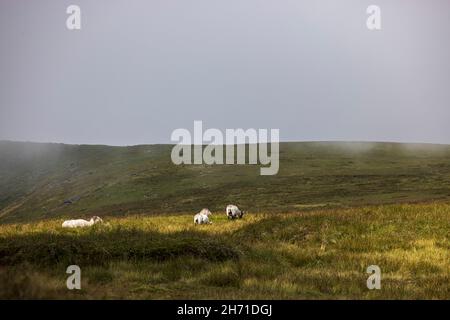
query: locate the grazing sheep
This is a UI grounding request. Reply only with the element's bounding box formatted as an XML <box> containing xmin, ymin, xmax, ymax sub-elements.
<box><xmin>226</xmin><ymin>204</ymin><xmax>244</xmax><ymax>219</ymax></box>
<box><xmin>194</xmin><ymin>208</ymin><xmax>212</xmax><ymax>225</ymax></box>
<box><xmin>62</xmin><ymin>216</ymin><xmax>103</xmax><ymax>228</ymax></box>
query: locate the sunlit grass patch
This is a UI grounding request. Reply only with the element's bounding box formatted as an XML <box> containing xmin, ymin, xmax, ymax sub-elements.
<box><xmin>0</xmin><ymin>202</ymin><xmax>448</xmax><ymax>299</ymax></box>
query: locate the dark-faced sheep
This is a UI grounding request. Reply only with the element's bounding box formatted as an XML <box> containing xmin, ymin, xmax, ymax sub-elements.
<box><xmin>226</xmin><ymin>204</ymin><xmax>244</xmax><ymax>219</ymax></box>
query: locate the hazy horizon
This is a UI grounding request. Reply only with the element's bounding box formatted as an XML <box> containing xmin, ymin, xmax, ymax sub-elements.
<box><xmin>2</xmin><ymin>138</ymin><xmax>450</xmax><ymax>148</ymax></box>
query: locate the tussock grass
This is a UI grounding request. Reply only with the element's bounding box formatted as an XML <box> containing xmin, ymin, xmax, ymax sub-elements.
<box><xmin>0</xmin><ymin>227</ymin><xmax>239</xmax><ymax>267</ymax></box>
<box><xmin>0</xmin><ymin>202</ymin><xmax>448</xmax><ymax>299</ymax></box>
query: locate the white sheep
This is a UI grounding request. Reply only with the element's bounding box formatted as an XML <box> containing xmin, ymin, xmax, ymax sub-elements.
<box><xmin>194</xmin><ymin>208</ymin><xmax>212</xmax><ymax>225</ymax></box>
<box><xmin>62</xmin><ymin>216</ymin><xmax>103</xmax><ymax>228</ymax></box>
<box><xmin>226</xmin><ymin>204</ymin><xmax>244</xmax><ymax>219</ymax></box>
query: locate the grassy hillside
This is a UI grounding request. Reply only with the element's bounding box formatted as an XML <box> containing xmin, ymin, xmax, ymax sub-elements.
<box><xmin>0</xmin><ymin>141</ymin><xmax>449</xmax><ymax>299</ymax></box>
<box><xmin>0</xmin><ymin>202</ymin><xmax>448</xmax><ymax>299</ymax></box>
<box><xmin>1</xmin><ymin>141</ymin><xmax>450</xmax><ymax>223</ymax></box>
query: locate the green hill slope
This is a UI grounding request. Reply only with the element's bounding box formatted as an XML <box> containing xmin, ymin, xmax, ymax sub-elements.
<box><xmin>1</xmin><ymin>141</ymin><xmax>450</xmax><ymax>224</ymax></box>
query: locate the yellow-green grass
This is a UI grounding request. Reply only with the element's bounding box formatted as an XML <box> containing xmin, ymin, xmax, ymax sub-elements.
<box><xmin>0</xmin><ymin>202</ymin><xmax>449</xmax><ymax>299</ymax></box>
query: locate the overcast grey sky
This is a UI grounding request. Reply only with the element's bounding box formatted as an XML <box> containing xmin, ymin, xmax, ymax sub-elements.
<box><xmin>0</xmin><ymin>0</ymin><xmax>449</xmax><ymax>145</ymax></box>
